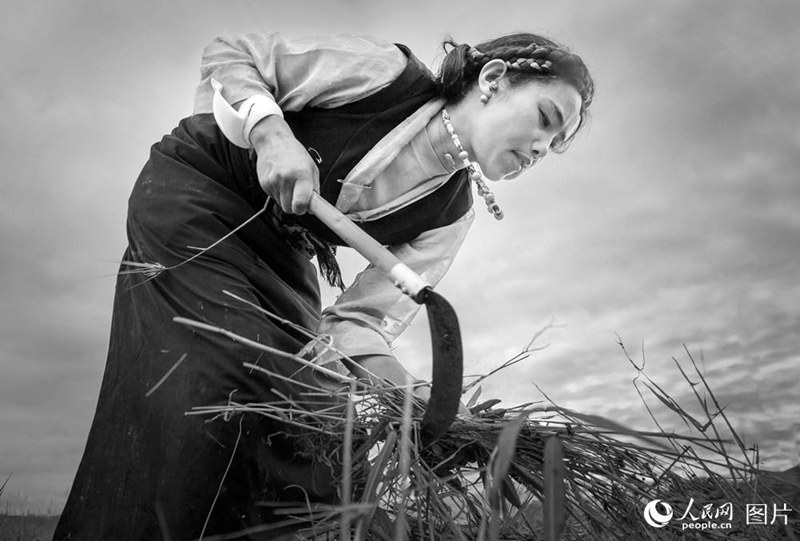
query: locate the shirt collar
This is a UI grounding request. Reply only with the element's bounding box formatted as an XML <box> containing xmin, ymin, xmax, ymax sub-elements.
<box><xmin>335</xmin><ymin>97</ymin><xmax>447</xmax><ymax>213</ymax></box>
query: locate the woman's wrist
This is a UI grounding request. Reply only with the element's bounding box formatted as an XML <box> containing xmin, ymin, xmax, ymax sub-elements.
<box><xmin>248</xmin><ymin>115</ymin><xmax>293</xmax><ymax>148</ymax></box>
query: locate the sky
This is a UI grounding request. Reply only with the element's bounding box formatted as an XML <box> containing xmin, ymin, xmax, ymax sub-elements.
<box><xmin>1</xmin><ymin>0</ymin><xmax>799</xmax><ymax>514</ymax></box>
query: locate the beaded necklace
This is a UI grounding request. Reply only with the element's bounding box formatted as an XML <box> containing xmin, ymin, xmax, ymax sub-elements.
<box><xmin>441</xmin><ymin>109</ymin><xmax>503</xmax><ymax>220</ymax></box>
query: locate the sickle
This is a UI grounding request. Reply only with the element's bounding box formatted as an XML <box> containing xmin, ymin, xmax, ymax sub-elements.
<box><xmin>211</xmin><ymin>82</ymin><xmax>464</xmax><ymax>443</ymax></box>
<box><xmin>308</xmin><ymin>194</ymin><xmax>463</xmax><ymax>444</ymax></box>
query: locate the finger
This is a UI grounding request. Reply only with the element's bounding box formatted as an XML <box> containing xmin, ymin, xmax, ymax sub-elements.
<box><xmin>279</xmin><ymin>184</ymin><xmax>294</xmax><ymax>215</ymax></box>
<box><xmin>256</xmin><ymin>159</ymin><xmax>279</xmax><ymax>200</ymax></box>
<box><xmin>291</xmin><ymin>175</ymin><xmax>314</xmax><ymax>215</ymax></box>
<box><xmin>311</xmin><ymin>160</ymin><xmax>320</xmax><ymax>193</ymax></box>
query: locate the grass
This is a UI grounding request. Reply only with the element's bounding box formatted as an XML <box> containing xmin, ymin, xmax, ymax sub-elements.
<box><xmin>0</xmin><ymin>514</ymin><xmax>59</xmax><ymax>541</ymax></box>
<box><xmin>177</xmin><ymin>313</ymin><xmax>800</xmax><ymax>540</ymax></box>
<box><xmin>7</xmin><ymin>314</ymin><xmax>797</xmax><ymax>540</ymax></box>
<box><xmin>0</xmin><ymin>476</ymin><xmax>59</xmax><ymax>541</ymax></box>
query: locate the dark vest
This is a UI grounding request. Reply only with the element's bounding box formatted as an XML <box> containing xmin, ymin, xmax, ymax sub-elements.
<box><xmin>169</xmin><ymin>44</ymin><xmax>472</xmax><ymax>249</ymax></box>
<box><xmin>281</xmin><ymin>44</ymin><xmax>473</xmax><ymax>247</ymax></box>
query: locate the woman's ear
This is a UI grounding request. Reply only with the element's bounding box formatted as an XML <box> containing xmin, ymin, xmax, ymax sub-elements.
<box><xmin>477</xmin><ymin>59</ymin><xmax>508</xmax><ymax>96</ymax></box>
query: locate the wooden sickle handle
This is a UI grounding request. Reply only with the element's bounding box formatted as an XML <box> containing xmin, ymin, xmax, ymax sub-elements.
<box><xmin>309</xmin><ymin>193</ymin><xmax>464</xmax><ymax>445</ymax></box>
<box><xmin>308</xmin><ymin>193</ymin><xmax>429</xmax><ymax>302</ymax></box>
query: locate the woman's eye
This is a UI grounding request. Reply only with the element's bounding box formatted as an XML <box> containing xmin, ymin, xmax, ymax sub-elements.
<box><xmin>539</xmin><ymin>108</ymin><xmax>551</xmax><ymax>128</ymax></box>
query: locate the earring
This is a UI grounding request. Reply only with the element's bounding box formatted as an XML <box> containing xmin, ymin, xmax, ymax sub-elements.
<box><xmin>479</xmin><ymin>80</ymin><xmax>499</xmax><ymax>104</ymax></box>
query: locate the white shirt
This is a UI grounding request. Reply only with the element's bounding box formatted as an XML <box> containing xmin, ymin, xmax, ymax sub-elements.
<box><xmin>194</xmin><ymin>33</ymin><xmax>475</xmax><ymax>361</ymax></box>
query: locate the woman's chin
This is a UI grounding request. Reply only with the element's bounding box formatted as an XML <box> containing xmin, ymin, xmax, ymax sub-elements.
<box><xmin>480</xmin><ymin>165</ymin><xmax>508</xmax><ymax>182</ymax></box>
<box><xmin>483</xmin><ymin>160</ymin><xmax>523</xmax><ymax>181</ymax></box>
<box><xmin>478</xmin><ymin>158</ymin><xmax>521</xmax><ymax>181</ymax></box>
<box><xmin>500</xmin><ymin>169</ymin><xmax>523</xmax><ymax>181</ymax></box>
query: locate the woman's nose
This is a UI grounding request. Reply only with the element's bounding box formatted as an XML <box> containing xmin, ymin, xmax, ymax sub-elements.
<box><xmin>533</xmin><ymin>128</ymin><xmax>558</xmax><ymax>157</ymax></box>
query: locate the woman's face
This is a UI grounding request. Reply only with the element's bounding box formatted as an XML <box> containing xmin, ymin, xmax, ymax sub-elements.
<box><xmin>466</xmin><ymin>78</ymin><xmax>582</xmax><ymax>181</ymax></box>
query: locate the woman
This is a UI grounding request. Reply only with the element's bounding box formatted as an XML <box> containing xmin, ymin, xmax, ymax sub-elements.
<box><xmin>55</xmin><ymin>32</ymin><xmax>593</xmax><ymax>540</ymax></box>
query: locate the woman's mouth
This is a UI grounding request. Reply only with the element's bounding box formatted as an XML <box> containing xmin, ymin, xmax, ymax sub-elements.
<box><xmin>512</xmin><ymin>151</ymin><xmax>532</xmax><ymax>171</ymax></box>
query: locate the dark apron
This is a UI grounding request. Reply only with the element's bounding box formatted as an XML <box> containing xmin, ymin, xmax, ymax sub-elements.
<box><xmin>55</xmin><ymin>116</ymin><xmax>342</xmax><ymax>541</ymax></box>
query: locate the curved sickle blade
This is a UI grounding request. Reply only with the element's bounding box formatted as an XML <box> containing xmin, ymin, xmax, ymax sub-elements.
<box><xmin>420</xmin><ymin>288</ymin><xmax>464</xmax><ymax>445</ymax></box>
<box><xmin>304</xmin><ymin>194</ymin><xmax>464</xmax><ymax>444</ymax></box>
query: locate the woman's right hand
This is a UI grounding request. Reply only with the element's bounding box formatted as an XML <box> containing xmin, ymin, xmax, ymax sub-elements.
<box><xmin>249</xmin><ymin>115</ymin><xmax>319</xmax><ymax>215</ymax></box>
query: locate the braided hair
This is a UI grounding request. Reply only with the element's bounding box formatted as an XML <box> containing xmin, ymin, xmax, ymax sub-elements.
<box><xmin>436</xmin><ymin>33</ymin><xmax>595</xmax><ymax>152</ymax></box>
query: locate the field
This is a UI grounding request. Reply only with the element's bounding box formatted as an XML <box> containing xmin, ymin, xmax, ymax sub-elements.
<box><xmin>0</xmin><ymin>514</ymin><xmax>58</xmax><ymax>541</ymax></box>
<box><xmin>177</xmin><ymin>322</ymin><xmax>800</xmax><ymax>540</ymax></box>
<box><xmin>3</xmin><ymin>334</ymin><xmax>798</xmax><ymax>540</ymax></box>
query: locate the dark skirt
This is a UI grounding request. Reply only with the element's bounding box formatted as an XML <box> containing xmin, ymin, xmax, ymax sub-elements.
<box><xmin>55</xmin><ymin>116</ymin><xmax>342</xmax><ymax>540</ymax></box>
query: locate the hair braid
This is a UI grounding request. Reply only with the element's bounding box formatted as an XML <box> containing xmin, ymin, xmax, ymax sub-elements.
<box><xmin>465</xmin><ymin>43</ymin><xmax>591</xmax><ymax>105</ymax></box>
<box><xmin>437</xmin><ymin>33</ymin><xmax>595</xmax><ymax>150</ymax></box>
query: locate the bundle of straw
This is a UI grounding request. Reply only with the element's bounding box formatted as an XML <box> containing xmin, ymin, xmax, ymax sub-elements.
<box><xmin>177</xmin><ymin>315</ymin><xmax>799</xmax><ymax>541</ymax></box>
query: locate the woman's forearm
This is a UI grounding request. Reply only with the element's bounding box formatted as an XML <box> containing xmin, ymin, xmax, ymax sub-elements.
<box><xmin>346</xmin><ymin>354</ymin><xmax>418</xmax><ymax>387</ymax></box>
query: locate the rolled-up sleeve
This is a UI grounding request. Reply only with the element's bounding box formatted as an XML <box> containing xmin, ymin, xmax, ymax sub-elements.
<box><xmin>193</xmin><ymin>33</ymin><xmax>407</xmax><ymax>113</ymax></box>
<box><xmin>317</xmin><ymin>209</ymin><xmax>475</xmax><ymax>360</ymax></box>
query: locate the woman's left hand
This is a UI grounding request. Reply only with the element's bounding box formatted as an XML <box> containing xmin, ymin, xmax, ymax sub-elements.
<box><xmin>347</xmin><ymin>354</ymin><xmax>471</xmax><ymax>416</ymax></box>
<box><xmin>414</xmin><ymin>383</ymin><xmax>471</xmax><ymax>417</ymax></box>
